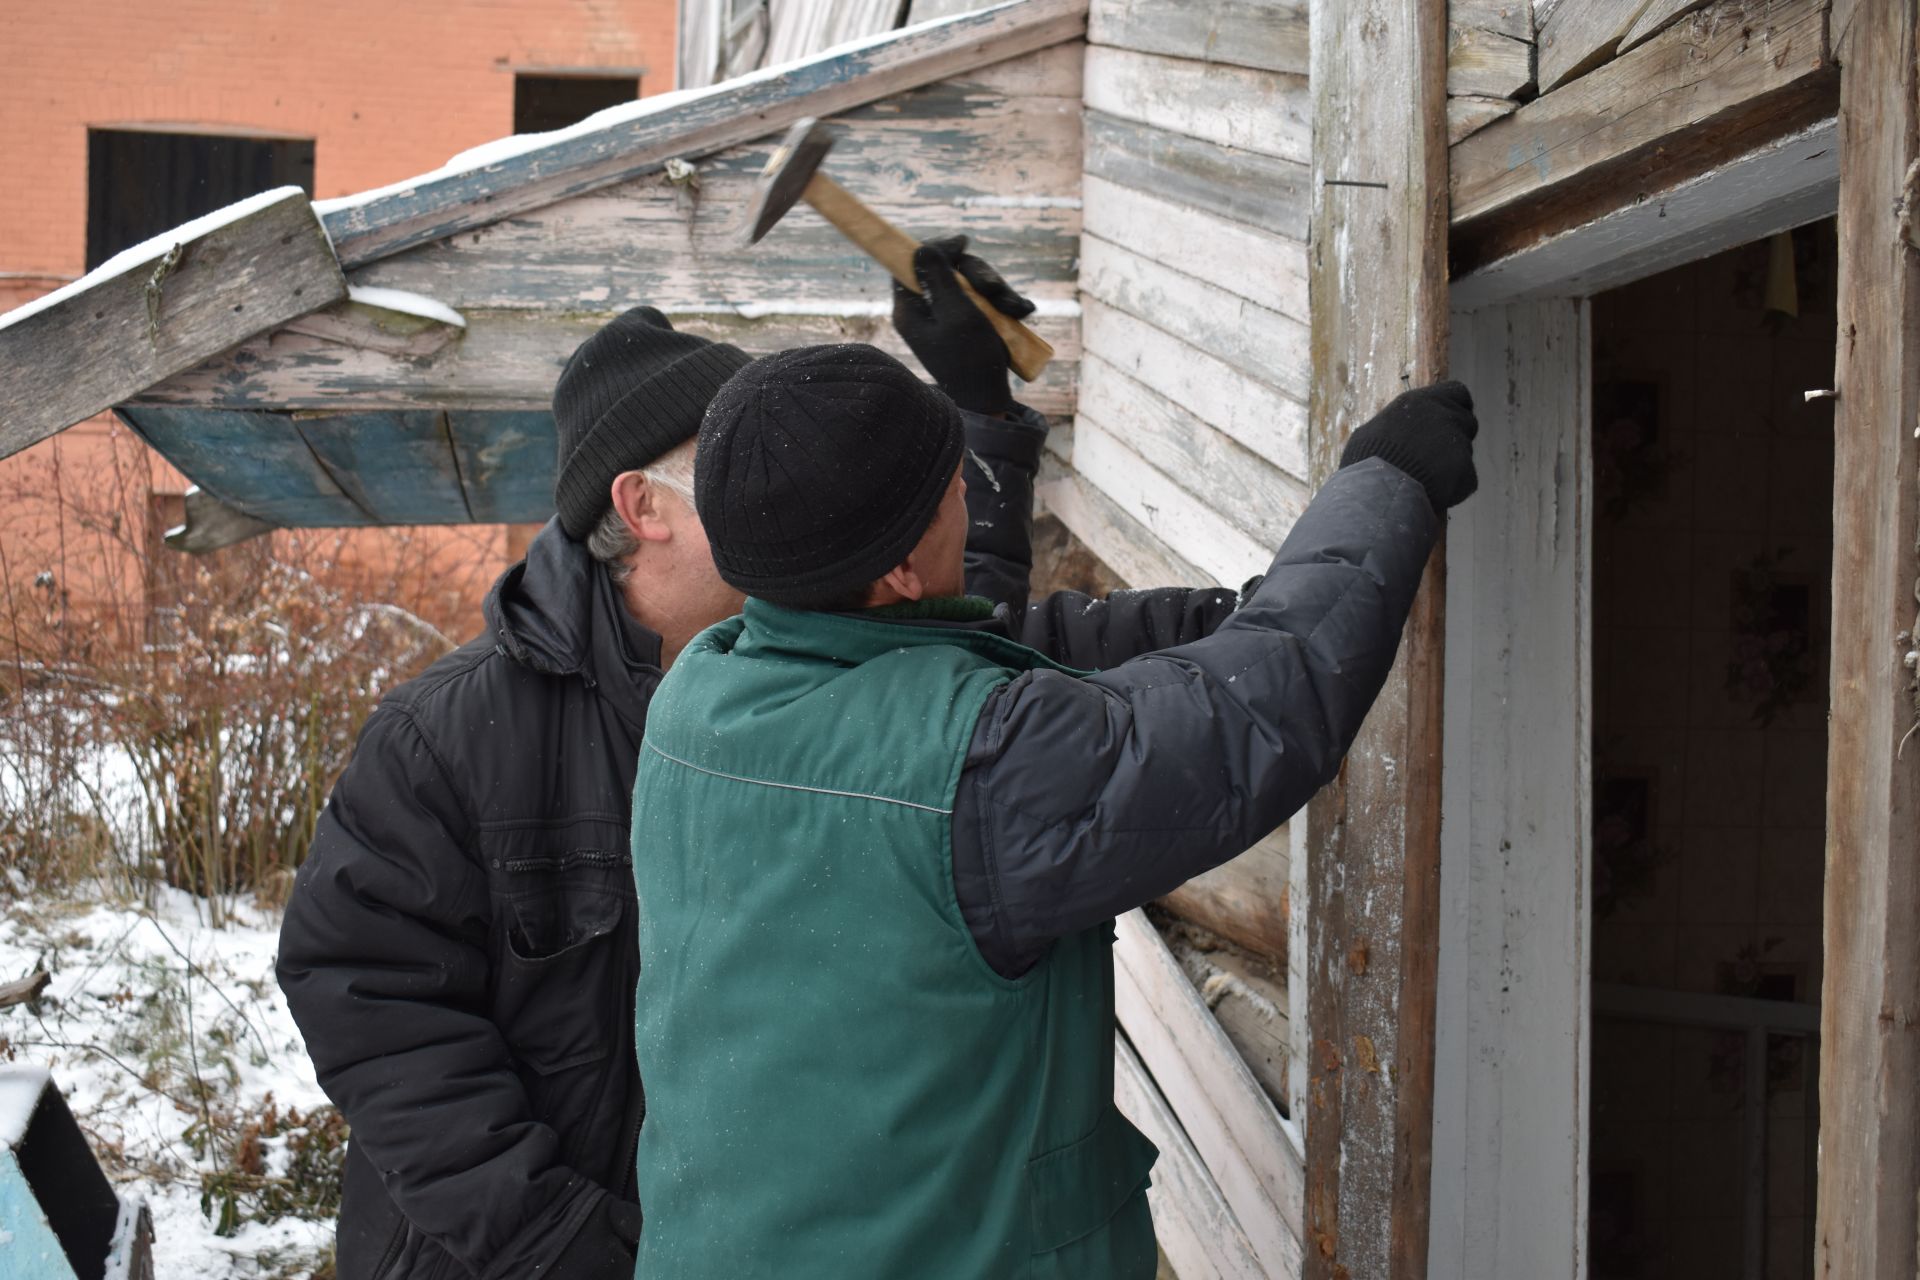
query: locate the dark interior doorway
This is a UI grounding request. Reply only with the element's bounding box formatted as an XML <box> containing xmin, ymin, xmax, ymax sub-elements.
<box><xmin>86</xmin><ymin>128</ymin><xmax>314</xmax><ymax>268</ymax></box>
<box><xmin>1586</xmin><ymin>222</ymin><xmax>1837</xmax><ymax>1280</ymax></box>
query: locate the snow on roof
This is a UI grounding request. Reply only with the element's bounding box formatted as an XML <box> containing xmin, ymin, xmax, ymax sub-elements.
<box><xmin>0</xmin><ymin>1065</ymin><xmax>49</xmax><ymax>1149</ymax></box>
<box><xmin>313</xmin><ymin>0</ymin><xmax>1023</xmax><ymax>218</ymax></box>
<box><xmin>0</xmin><ymin>186</ymin><xmax>309</xmax><ymax>333</ymax></box>
<box><xmin>346</xmin><ymin>285</ymin><xmax>467</xmax><ymax>328</ymax></box>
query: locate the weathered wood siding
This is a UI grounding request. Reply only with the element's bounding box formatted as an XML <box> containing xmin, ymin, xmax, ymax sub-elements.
<box><xmin>138</xmin><ymin>43</ymin><xmax>1086</xmax><ymax>522</ymax></box>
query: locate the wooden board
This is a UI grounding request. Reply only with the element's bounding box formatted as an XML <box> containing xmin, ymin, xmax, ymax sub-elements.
<box><xmin>1451</xmin><ymin>0</ymin><xmax>1531</xmax><ymax>42</ymax></box>
<box><xmin>1113</xmin><ymin>1036</ymin><xmax>1268</xmax><ymax>1280</ymax></box>
<box><xmin>117</xmin><ymin>407</ymin><xmax>373</xmax><ymax>527</ymax></box>
<box><xmin>1083</xmin><ymin>44</ymin><xmax>1310</xmax><ymax>165</ymax></box>
<box><xmin>1430</xmin><ymin>299</ymin><xmax>1591</xmax><ymax>1280</ymax></box>
<box><xmin>1080</xmin><ymin>298</ymin><xmax>1308</xmax><ymax>477</ymax></box>
<box><xmin>1070</xmin><ymin>418</ymin><xmax>1271</xmax><ymax>588</ymax></box>
<box><xmin>1303</xmin><ymin>0</ymin><xmax>1451</xmax><ymax>1276</ymax></box>
<box><xmin>1814</xmin><ymin>0</ymin><xmax>1920</xmax><ymax>1275</ymax></box>
<box><xmin>1534</xmin><ymin>0</ymin><xmax>1652</xmax><ymax>92</ymax></box>
<box><xmin>319</xmin><ymin>0</ymin><xmax>1090</xmax><ymax>266</ymax></box>
<box><xmin>1081</xmin><ymin>173</ymin><xmax>1307</xmax><ymax>323</ymax></box>
<box><xmin>1162</xmin><ymin>917</ymin><xmax>1293</xmax><ymax>1102</ymax></box>
<box><xmin>1114</xmin><ymin>909</ymin><xmax>1306</xmax><ymax>1273</ymax></box>
<box><xmin>1159</xmin><ymin>827</ymin><xmax>1292</xmax><ymax>963</ymax></box>
<box><xmin>1089</xmin><ymin>0</ymin><xmax>1309</xmax><ymax>76</ymax></box>
<box><xmin>1034</xmin><ymin>458</ymin><xmax>1214</xmax><ymax>589</ymax></box>
<box><xmin>1446</xmin><ymin>22</ymin><xmax>1534</xmax><ymax>98</ymax></box>
<box><xmin>138</xmin><ymin>307</ymin><xmax>1082</xmax><ymax>419</ymax></box>
<box><xmin>1080</xmin><ymin>234</ymin><xmax>1309</xmax><ymax>402</ymax></box>
<box><xmin>1083</xmin><ymin>110</ymin><xmax>1310</xmax><ymax>241</ymax></box>
<box><xmin>349</xmin><ymin>51</ymin><xmax>1084</xmax><ymax>313</ymax></box>
<box><xmin>1446</xmin><ymin>95</ymin><xmax>1520</xmax><ymax>145</ymax></box>
<box><xmin>444</xmin><ymin>411</ymin><xmax>560</xmax><ymax>524</ymax></box>
<box><xmin>1617</xmin><ymin>0</ymin><xmax>1715</xmax><ymax>54</ymax></box>
<box><xmin>1450</xmin><ymin>0</ymin><xmax>1835</xmax><ymax>230</ymax></box>
<box><xmin>0</xmin><ymin>191</ymin><xmax>345</xmax><ymax>459</ymax></box>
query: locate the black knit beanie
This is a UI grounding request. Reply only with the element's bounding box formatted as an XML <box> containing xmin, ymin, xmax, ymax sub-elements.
<box><xmin>551</xmin><ymin>306</ymin><xmax>752</xmax><ymax>540</ymax></box>
<box><xmin>695</xmin><ymin>343</ymin><xmax>965</xmax><ymax>607</ymax></box>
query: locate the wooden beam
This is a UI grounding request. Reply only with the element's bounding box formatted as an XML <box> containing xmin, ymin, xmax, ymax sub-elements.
<box><xmin>1445</xmin><ymin>94</ymin><xmax>1520</xmax><ymax>145</ymax></box>
<box><xmin>1159</xmin><ymin>828</ymin><xmax>1293</xmax><ymax>963</ymax></box>
<box><xmin>1617</xmin><ymin>0</ymin><xmax>1716</xmax><ymax>53</ymax></box>
<box><xmin>1304</xmin><ymin>1</ymin><xmax>1450</xmax><ymax>1279</ymax></box>
<box><xmin>0</xmin><ymin>190</ymin><xmax>345</xmax><ymax>460</ymax></box>
<box><xmin>1450</xmin><ymin>0</ymin><xmax>1836</xmax><ymax>248</ymax></box>
<box><xmin>1815</xmin><ymin>0</ymin><xmax>1920</xmax><ymax>1276</ymax></box>
<box><xmin>1534</xmin><ymin>0</ymin><xmax>1653</xmax><ymax>93</ymax></box>
<box><xmin>318</xmin><ymin>0</ymin><xmax>1089</xmax><ymax>267</ymax></box>
<box><xmin>1114</xmin><ymin>909</ymin><xmax>1306</xmax><ymax>1274</ymax></box>
<box><xmin>1446</xmin><ymin>23</ymin><xmax>1533</xmax><ymax>98</ymax></box>
<box><xmin>1089</xmin><ymin>0</ymin><xmax>1308</xmax><ymax>75</ymax></box>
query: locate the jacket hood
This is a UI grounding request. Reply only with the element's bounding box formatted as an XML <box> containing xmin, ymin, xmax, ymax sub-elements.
<box><xmin>484</xmin><ymin>519</ymin><xmax>663</xmax><ymax>726</ymax></box>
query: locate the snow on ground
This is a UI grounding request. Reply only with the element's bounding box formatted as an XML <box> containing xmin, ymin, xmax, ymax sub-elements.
<box><xmin>0</xmin><ymin>888</ymin><xmax>333</xmax><ymax>1277</ymax></box>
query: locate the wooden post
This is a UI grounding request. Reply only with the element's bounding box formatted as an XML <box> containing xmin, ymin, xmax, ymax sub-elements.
<box><xmin>1304</xmin><ymin>0</ymin><xmax>1451</xmax><ymax>1276</ymax></box>
<box><xmin>1816</xmin><ymin>1</ymin><xmax>1920</xmax><ymax>1277</ymax></box>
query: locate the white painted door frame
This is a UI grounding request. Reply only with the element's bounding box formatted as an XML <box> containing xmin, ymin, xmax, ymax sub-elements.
<box><xmin>1428</xmin><ymin>119</ymin><xmax>1840</xmax><ymax>1280</ymax></box>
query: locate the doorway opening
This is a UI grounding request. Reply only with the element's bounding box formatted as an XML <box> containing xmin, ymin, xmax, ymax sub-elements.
<box><xmin>1586</xmin><ymin>222</ymin><xmax>1837</xmax><ymax>1280</ymax></box>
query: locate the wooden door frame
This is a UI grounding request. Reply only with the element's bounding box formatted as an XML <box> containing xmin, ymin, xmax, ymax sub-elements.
<box><xmin>1429</xmin><ymin>119</ymin><xmax>1842</xmax><ymax>1280</ymax></box>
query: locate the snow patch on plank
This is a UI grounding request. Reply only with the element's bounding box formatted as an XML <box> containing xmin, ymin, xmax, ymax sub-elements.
<box><xmin>0</xmin><ymin>187</ymin><xmax>308</xmax><ymax>333</ymax></box>
<box><xmin>0</xmin><ymin>1066</ymin><xmax>47</xmax><ymax>1148</ymax></box>
<box><xmin>346</xmin><ymin>285</ymin><xmax>467</xmax><ymax>328</ymax></box>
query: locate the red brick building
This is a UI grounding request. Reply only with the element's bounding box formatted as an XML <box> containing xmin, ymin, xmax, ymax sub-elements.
<box><xmin>1</xmin><ymin>0</ymin><xmax>677</xmax><ymax>634</ymax></box>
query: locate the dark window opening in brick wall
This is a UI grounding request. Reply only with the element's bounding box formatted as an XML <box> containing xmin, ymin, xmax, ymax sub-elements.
<box><xmin>513</xmin><ymin>75</ymin><xmax>640</xmax><ymax>133</ymax></box>
<box><xmin>86</xmin><ymin>128</ymin><xmax>315</xmax><ymax>269</ymax></box>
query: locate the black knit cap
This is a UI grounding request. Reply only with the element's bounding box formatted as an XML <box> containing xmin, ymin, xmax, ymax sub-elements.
<box><xmin>695</xmin><ymin>343</ymin><xmax>965</xmax><ymax>607</ymax></box>
<box><xmin>551</xmin><ymin>305</ymin><xmax>752</xmax><ymax>540</ymax></box>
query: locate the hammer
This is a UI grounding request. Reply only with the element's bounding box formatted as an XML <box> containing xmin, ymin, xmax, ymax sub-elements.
<box><xmin>742</xmin><ymin>118</ymin><xmax>1054</xmax><ymax>383</ymax></box>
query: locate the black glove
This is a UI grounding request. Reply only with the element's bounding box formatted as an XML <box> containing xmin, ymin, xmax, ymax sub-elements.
<box><xmin>547</xmin><ymin>1195</ymin><xmax>642</xmax><ymax>1279</ymax></box>
<box><xmin>890</xmin><ymin>234</ymin><xmax>1036</xmax><ymax>415</ymax></box>
<box><xmin>1338</xmin><ymin>380</ymin><xmax>1480</xmax><ymax>511</ymax></box>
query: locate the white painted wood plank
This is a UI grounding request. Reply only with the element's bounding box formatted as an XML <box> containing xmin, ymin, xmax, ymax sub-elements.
<box><xmin>1071</xmin><ymin>417</ymin><xmax>1272</xmax><ymax>588</ymax></box>
<box><xmin>1082</xmin><ymin>173</ymin><xmax>1307</xmax><ymax>322</ymax></box>
<box><xmin>1089</xmin><ymin>0</ymin><xmax>1309</xmax><ymax>76</ymax></box>
<box><xmin>1080</xmin><ymin>352</ymin><xmax>1308</xmax><ymax>545</ymax></box>
<box><xmin>1080</xmin><ymin>297</ymin><xmax>1308</xmax><ymax>476</ymax></box>
<box><xmin>1080</xmin><ymin>234</ymin><xmax>1310</xmax><ymax>402</ymax></box>
<box><xmin>1429</xmin><ymin>299</ymin><xmax>1591</xmax><ymax>1280</ymax></box>
<box><xmin>1450</xmin><ymin>117</ymin><xmax>1837</xmax><ymax>308</ymax></box>
<box><xmin>1082</xmin><ymin>44</ymin><xmax>1310</xmax><ymax>165</ymax></box>
<box><xmin>1115</xmin><ymin>909</ymin><xmax>1306</xmax><ymax>1275</ymax></box>
<box><xmin>1113</xmin><ymin>1037</ymin><xmax>1270</xmax><ymax>1280</ymax></box>
<box><xmin>1035</xmin><ymin>458</ymin><xmax>1214</xmax><ymax>588</ymax></box>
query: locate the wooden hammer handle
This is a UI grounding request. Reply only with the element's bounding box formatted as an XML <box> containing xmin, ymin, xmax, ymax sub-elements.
<box><xmin>801</xmin><ymin>172</ymin><xmax>1054</xmax><ymax>384</ymax></box>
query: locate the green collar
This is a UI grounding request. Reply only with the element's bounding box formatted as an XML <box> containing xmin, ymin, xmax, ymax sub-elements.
<box><xmin>719</xmin><ymin>595</ymin><xmax>1086</xmax><ymax>676</ymax></box>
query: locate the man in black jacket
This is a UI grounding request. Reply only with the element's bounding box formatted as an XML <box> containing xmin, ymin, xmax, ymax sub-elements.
<box><xmin>276</xmin><ymin>240</ymin><xmax>1254</xmax><ymax>1280</ymax></box>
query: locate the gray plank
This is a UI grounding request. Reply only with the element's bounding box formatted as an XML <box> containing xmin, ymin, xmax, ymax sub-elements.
<box><xmin>1</xmin><ymin>192</ymin><xmax>345</xmax><ymax>460</ymax></box>
<box><xmin>1083</xmin><ymin>110</ymin><xmax>1309</xmax><ymax>240</ymax></box>
<box><xmin>1089</xmin><ymin>0</ymin><xmax>1308</xmax><ymax>76</ymax></box>
<box><xmin>319</xmin><ymin>0</ymin><xmax>1088</xmax><ymax>267</ymax></box>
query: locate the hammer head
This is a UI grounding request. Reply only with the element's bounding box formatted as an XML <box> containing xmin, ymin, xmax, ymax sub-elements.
<box><xmin>743</xmin><ymin>118</ymin><xmax>838</xmax><ymax>246</ymax></box>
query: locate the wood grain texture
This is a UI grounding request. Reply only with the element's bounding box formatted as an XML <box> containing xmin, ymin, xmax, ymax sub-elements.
<box><xmin>1446</xmin><ymin>22</ymin><xmax>1534</xmax><ymax>97</ymax></box>
<box><xmin>1159</xmin><ymin>828</ymin><xmax>1293</xmax><ymax>963</ymax></box>
<box><xmin>1163</xmin><ymin>916</ymin><xmax>1293</xmax><ymax>1102</ymax></box>
<box><xmin>162</xmin><ymin>486</ymin><xmax>279</xmax><ymax>554</ymax></box>
<box><xmin>1114</xmin><ymin>909</ymin><xmax>1306</xmax><ymax>1272</ymax></box>
<box><xmin>1084</xmin><ymin>110</ymin><xmax>1311</xmax><ymax>240</ymax></box>
<box><xmin>1080</xmin><ymin>234</ymin><xmax>1309</xmax><ymax>401</ymax></box>
<box><xmin>1113</xmin><ymin>1036</ymin><xmax>1267</xmax><ymax>1280</ymax></box>
<box><xmin>1534</xmin><ymin>0</ymin><xmax>1652</xmax><ymax>92</ymax></box>
<box><xmin>320</xmin><ymin>0</ymin><xmax>1090</xmax><ymax>266</ymax></box>
<box><xmin>1446</xmin><ymin>94</ymin><xmax>1520</xmax><ymax>144</ymax></box>
<box><xmin>1082</xmin><ymin>173</ymin><xmax>1308</xmax><ymax>322</ymax></box>
<box><xmin>0</xmin><ymin>192</ymin><xmax>344</xmax><ymax>460</ymax></box>
<box><xmin>1450</xmin><ymin>0</ymin><xmax>1834</xmax><ymax>227</ymax></box>
<box><xmin>137</xmin><ymin>307</ymin><xmax>1082</xmax><ymax>418</ymax></box>
<box><xmin>1083</xmin><ymin>44</ymin><xmax>1310</xmax><ymax>164</ymax></box>
<box><xmin>1304</xmin><ymin>0</ymin><xmax>1451</xmax><ymax>1276</ymax></box>
<box><xmin>1034</xmin><ymin>456</ymin><xmax>1213</xmax><ymax>589</ymax></box>
<box><xmin>1617</xmin><ymin>0</ymin><xmax>1716</xmax><ymax>52</ymax></box>
<box><xmin>1815</xmin><ymin>0</ymin><xmax>1920</xmax><ymax>1275</ymax></box>
<box><xmin>1430</xmin><ymin>300</ymin><xmax>1591</xmax><ymax>1280</ymax></box>
<box><xmin>1089</xmin><ymin>0</ymin><xmax>1309</xmax><ymax>75</ymax></box>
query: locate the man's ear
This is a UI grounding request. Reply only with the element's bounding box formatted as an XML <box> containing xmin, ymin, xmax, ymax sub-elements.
<box><xmin>877</xmin><ymin>557</ymin><xmax>927</xmax><ymax>602</ymax></box>
<box><xmin>608</xmin><ymin>471</ymin><xmax>676</xmax><ymax>545</ymax></box>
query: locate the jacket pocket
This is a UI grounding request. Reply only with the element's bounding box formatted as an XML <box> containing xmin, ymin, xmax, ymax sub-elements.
<box><xmin>495</xmin><ymin>885</ymin><xmax>626</xmax><ymax>1074</ymax></box>
<box><xmin>1026</xmin><ymin>1106</ymin><xmax>1159</xmax><ymax>1254</ymax></box>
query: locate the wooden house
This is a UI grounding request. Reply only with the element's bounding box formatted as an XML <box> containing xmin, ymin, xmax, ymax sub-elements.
<box><xmin>2</xmin><ymin>0</ymin><xmax>1914</xmax><ymax>1275</ymax></box>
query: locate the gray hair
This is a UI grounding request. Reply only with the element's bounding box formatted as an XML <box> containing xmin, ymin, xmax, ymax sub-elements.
<box><xmin>585</xmin><ymin>440</ymin><xmax>699</xmax><ymax>584</ymax></box>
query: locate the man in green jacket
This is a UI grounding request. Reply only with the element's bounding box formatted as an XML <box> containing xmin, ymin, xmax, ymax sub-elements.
<box><xmin>631</xmin><ymin>344</ymin><xmax>1479</xmax><ymax>1278</ymax></box>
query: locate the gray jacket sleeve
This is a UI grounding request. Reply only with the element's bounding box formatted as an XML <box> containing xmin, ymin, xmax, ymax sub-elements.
<box><xmin>950</xmin><ymin>458</ymin><xmax>1440</xmax><ymax>977</ymax></box>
